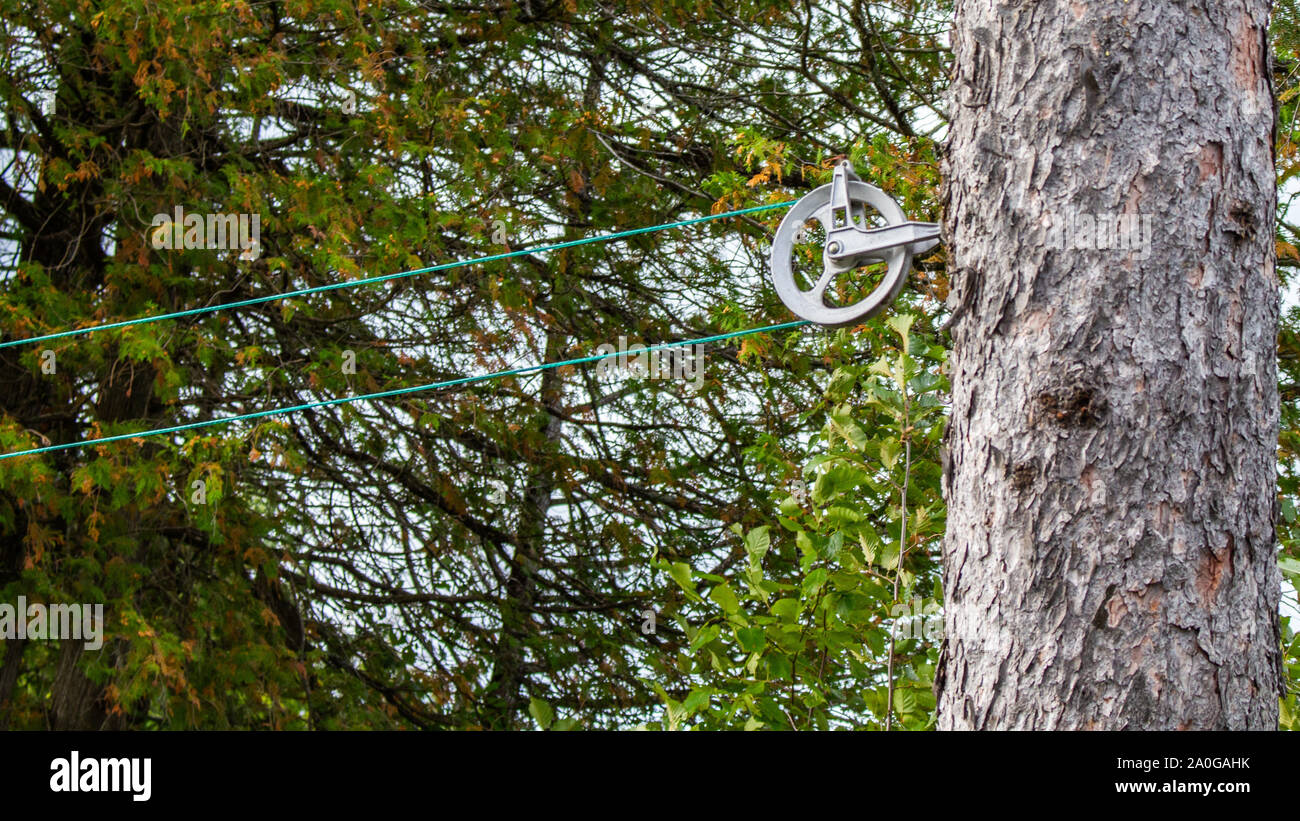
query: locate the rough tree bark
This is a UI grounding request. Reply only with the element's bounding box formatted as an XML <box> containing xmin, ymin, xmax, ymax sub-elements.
<box><xmin>938</xmin><ymin>0</ymin><xmax>1283</xmax><ymax>729</ymax></box>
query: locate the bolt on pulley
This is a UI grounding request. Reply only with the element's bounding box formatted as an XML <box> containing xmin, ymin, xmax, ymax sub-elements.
<box><xmin>769</xmin><ymin>160</ymin><xmax>940</xmax><ymax>327</ymax></box>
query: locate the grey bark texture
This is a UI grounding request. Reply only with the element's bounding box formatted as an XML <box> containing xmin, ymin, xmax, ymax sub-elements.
<box><xmin>938</xmin><ymin>0</ymin><xmax>1283</xmax><ymax>729</ymax></box>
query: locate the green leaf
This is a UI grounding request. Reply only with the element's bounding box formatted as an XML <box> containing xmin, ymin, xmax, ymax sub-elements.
<box><xmin>824</xmin><ymin>505</ymin><xmax>864</xmax><ymax>527</ymax></box>
<box><xmin>709</xmin><ymin>583</ymin><xmax>740</xmax><ymax>614</ymax></box>
<box><xmin>859</xmin><ymin>529</ymin><xmax>881</xmax><ymax>565</ymax></box>
<box><xmin>829</xmin><ymin>411</ymin><xmax>870</xmax><ymax>450</ymax></box>
<box><xmin>907</xmin><ymin>371</ymin><xmax>944</xmax><ymax>394</ymax></box>
<box><xmin>796</xmin><ymin>530</ymin><xmax>817</xmax><ymax>564</ymax></box>
<box><xmin>802</xmin><ymin>568</ymin><xmax>829</xmax><ymax>598</ymax></box>
<box><xmin>864</xmin><ymin>687</ymin><xmax>889</xmax><ymax>718</ymax></box>
<box><xmin>683</xmin><ymin>689</ymin><xmax>711</xmax><ymax>713</ymax></box>
<box><xmin>736</xmin><ymin>626</ymin><xmax>766</xmax><ymax>653</ymax></box>
<box><xmin>765</xmin><ymin>653</ymin><xmax>792</xmax><ymax>681</ymax></box>
<box><xmin>886</xmin><ymin>313</ymin><xmax>916</xmax><ymax>349</ymax></box>
<box><xmin>690</xmin><ymin>623</ymin><xmax>722</xmax><ymax>654</ymax></box>
<box><xmin>528</xmin><ymin>697</ymin><xmax>554</xmax><ymax>729</ymax></box>
<box><xmin>744</xmin><ymin>526</ymin><xmax>771</xmax><ymax>562</ymax></box>
<box><xmin>771</xmin><ymin>598</ymin><xmax>800</xmax><ymax>621</ymax></box>
<box><xmin>667</xmin><ymin>561</ymin><xmax>700</xmax><ymax>600</ymax></box>
<box><xmin>826</xmin><ymin>367</ymin><xmax>857</xmax><ymax>398</ymax></box>
<box><xmin>864</xmin><ymin>626</ymin><xmax>885</xmax><ymax>656</ymax></box>
<box><xmin>879</xmin><ymin>438</ymin><xmax>901</xmax><ymax>470</ymax></box>
<box><xmin>812</xmin><ymin>463</ymin><xmax>871</xmax><ymax>504</ymax></box>
<box><xmin>893</xmin><ymin>687</ymin><xmax>918</xmax><ymax>716</ymax></box>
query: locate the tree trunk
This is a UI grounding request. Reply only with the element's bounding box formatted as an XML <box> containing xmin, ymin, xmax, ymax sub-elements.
<box><xmin>938</xmin><ymin>0</ymin><xmax>1283</xmax><ymax>729</ymax></box>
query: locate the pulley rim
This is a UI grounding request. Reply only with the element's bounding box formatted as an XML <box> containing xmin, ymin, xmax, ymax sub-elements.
<box><xmin>769</xmin><ymin>179</ymin><xmax>911</xmax><ymax>327</ymax></box>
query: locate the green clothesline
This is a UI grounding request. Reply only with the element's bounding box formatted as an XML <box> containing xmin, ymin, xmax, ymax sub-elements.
<box><xmin>0</xmin><ymin>199</ymin><xmax>810</xmax><ymax>460</ymax></box>
<box><xmin>0</xmin><ymin>320</ymin><xmax>810</xmax><ymax>461</ymax></box>
<box><xmin>0</xmin><ymin>199</ymin><xmax>797</xmax><ymax>351</ymax></box>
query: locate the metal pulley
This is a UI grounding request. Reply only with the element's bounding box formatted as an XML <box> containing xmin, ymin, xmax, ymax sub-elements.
<box><xmin>769</xmin><ymin>160</ymin><xmax>940</xmax><ymax>327</ymax></box>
